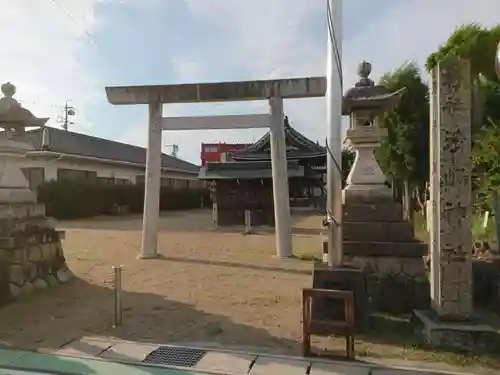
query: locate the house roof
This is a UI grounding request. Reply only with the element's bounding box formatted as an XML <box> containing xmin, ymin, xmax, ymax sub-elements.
<box><xmin>230</xmin><ymin>116</ymin><xmax>326</xmax><ymax>162</ymax></box>
<box><xmin>13</xmin><ymin>126</ymin><xmax>199</xmax><ymax>173</ymax></box>
<box><xmin>199</xmin><ymin>161</ymin><xmax>304</xmax><ymax>180</ymax></box>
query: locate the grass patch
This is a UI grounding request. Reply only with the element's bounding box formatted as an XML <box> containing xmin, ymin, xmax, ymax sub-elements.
<box><xmin>414</xmin><ymin>210</ymin><xmax>498</xmax><ymax>247</ymax></box>
<box><xmin>327</xmin><ymin>313</ymin><xmax>500</xmax><ymax>369</ymax></box>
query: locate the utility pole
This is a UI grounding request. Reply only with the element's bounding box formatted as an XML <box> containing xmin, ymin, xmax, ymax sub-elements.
<box><xmin>58</xmin><ymin>101</ymin><xmax>76</xmax><ymax>131</ymax></box>
<box><xmin>165</xmin><ymin>144</ymin><xmax>179</xmax><ymax>157</ymax></box>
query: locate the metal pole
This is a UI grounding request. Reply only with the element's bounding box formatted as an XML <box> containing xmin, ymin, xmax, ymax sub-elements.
<box><xmin>326</xmin><ymin>0</ymin><xmax>343</xmax><ymax>266</ymax></box>
<box><xmin>269</xmin><ymin>97</ymin><xmax>293</xmax><ymax>258</ymax></box>
<box><xmin>112</xmin><ymin>265</ymin><xmax>123</xmax><ymax>327</ymax></box>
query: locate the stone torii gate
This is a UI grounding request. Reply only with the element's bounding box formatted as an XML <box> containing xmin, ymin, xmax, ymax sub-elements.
<box><xmin>105</xmin><ymin>78</ymin><xmax>326</xmax><ymax>259</ymax></box>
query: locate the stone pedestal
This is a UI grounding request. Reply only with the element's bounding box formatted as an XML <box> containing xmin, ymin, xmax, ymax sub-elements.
<box><xmin>0</xmin><ymin>204</ymin><xmax>70</xmax><ymax>306</ymax></box>
<box><xmin>323</xmin><ymin>202</ymin><xmax>429</xmax><ymax>314</ymax></box>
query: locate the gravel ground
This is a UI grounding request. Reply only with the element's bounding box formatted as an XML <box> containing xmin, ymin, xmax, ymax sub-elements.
<box><xmin>0</xmin><ymin>209</ymin><xmax>497</xmax><ymax>371</ymax></box>
<box><xmin>0</xmin><ymin>209</ymin><xmax>322</xmax><ymax>354</ymax></box>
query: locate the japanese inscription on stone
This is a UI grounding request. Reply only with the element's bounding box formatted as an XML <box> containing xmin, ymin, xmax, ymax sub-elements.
<box><xmin>429</xmin><ymin>57</ymin><xmax>472</xmax><ymax>319</ymax></box>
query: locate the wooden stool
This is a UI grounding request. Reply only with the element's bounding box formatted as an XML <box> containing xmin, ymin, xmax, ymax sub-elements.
<box><xmin>302</xmin><ymin>288</ymin><xmax>355</xmax><ymax>360</ymax></box>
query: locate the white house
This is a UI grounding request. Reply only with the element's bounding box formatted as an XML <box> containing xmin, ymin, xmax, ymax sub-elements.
<box><xmin>12</xmin><ymin>126</ymin><xmax>201</xmax><ymax>191</ymax></box>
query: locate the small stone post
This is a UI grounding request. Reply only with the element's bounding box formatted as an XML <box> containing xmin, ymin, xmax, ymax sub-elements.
<box><xmin>244</xmin><ymin>209</ymin><xmax>252</xmax><ymax>234</ymax></box>
<box><xmin>212</xmin><ymin>202</ymin><xmax>218</xmax><ymax>230</ymax></box>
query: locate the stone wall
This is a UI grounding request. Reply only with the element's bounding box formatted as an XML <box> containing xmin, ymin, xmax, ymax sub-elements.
<box><xmin>0</xmin><ymin>204</ymin><xmax>71</xmax><ymax>307</ymax></box>
<box><xmin>343</xmin><ymin>255</ymin><xmax>430</xmax><ymax>314</ymax></box>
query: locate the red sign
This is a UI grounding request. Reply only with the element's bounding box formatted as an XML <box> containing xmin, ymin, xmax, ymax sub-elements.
<box><xmin>200</xmin><ymin>143</ymin><xmax>250</xmax><ymax>166</ymax></box>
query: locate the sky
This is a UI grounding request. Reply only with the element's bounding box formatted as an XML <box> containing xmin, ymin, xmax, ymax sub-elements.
<box><xmin>1</xmin><ymin>0</ymin><xmax>499</xmax><ymax>164</ymax></box>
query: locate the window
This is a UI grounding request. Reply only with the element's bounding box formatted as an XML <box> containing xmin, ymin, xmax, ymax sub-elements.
<box><xmin>161</xmin><ymin>177</ymin><xmax>175</xmax><ymax>187</ymax></box>
<box><xmin>204</xmin><ymin>146</ymin><xmax>218</xmax><ymax>153</ymax></box>
<box><xmin>21</xmin><ymin>168</ymin><xmax>45</xmax><ymax>191</ymax></box>
<box><xmin>115</xmin><ymin>178</ymin><xmax>130</xmax><ymax>185</ymax></box>
<box><xmin>57</xmin><ymin>169</ymin><xmax>98</xmax><ymax>182</ymax></box>
<box><xmin>97</xmin><ymin>177</ymin><xmax>114</xmax><ymax>185</ymax></box>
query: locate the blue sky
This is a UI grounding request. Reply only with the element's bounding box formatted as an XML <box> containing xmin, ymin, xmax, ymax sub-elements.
<box><xmin>2</xmin><ymin>0</ymin><xmax>499</xmax><ymax>164</ymax></box>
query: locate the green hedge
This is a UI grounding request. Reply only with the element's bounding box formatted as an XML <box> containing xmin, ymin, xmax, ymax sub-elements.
<box><xmin>37</xmin><ymin>180</ymin><xmax>209</xmax><ymax>220</ymax></box>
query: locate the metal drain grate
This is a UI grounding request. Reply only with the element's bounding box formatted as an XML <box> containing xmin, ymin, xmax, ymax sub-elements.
<box><xmin>143</xmin><ymin>346</ymin><xmax>206</xmax><ymax>367</ymax></box>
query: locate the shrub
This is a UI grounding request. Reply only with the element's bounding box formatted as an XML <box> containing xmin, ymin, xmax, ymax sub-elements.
<box><xmin>37</xmin><ymin>179</ymin><xmax>208</xmax><ymax>220</ymax></box>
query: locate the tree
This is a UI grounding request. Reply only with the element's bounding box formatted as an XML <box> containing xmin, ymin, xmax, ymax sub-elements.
<box><xmin>426</xmin><ymin>23</ymin><xmax>500</xmax><ymax>130</ymax></box>
<box><xmin>472</xmin><ymin>121</ymin><xmax>500</xmax><ymax>209</ymax></box>
<box><xmin>377</xmin><ymin>62</ymin><xmax>430</xmax><ymax>219</ymax></box>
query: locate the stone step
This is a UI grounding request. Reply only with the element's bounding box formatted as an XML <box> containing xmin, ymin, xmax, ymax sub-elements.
<box><xmin>343</xmin><ymin>240</ymin><xmax>428</xmax><ymax>257</ymax></box>
<box><xmin>343</xmin><ymin>203</ymin><xmax>402</xmax><ymax>222</ymax></box>
<box><xmin>343</xmin><ymin>221</ymin><xmax>415</xmax><ymax>242</ymax></box>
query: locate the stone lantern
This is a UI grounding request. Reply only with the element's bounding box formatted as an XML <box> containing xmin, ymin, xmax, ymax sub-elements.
<box><xmin>342</xmin><ymin>61</ymin><xmax>405</xmax><ymax>203</ymax></box>
<box><xmin>0</xmin><ymin>82</ymin><xmax>70</xmax><ymax>306</ymax></box>
<box><xmin>0</xmin><ymin>82</ymin><xmax>49</xmax><ymax>203</ymax></box>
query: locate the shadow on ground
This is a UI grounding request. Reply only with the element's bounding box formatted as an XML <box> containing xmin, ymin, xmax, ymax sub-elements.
<box><xmin>0</xmin><ymin>277</ymin><xmax>305</xmax><ymax>356</ymax></box>
<box><xmin>154</xmin><ymin>255</ymin><xmax>310</xmax><ymax>276</ymax></box>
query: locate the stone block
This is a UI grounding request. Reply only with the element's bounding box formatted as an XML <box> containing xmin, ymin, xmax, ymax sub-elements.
<box><xmin>413</xmin><ymin>309</ymin><xmax>496</xmax><ymax>350</ymax></box>
<box><xmin>343</xmin><ymin>241</ymin><xmax>427</xmax><ymax>257</ymax></box>
<box><xmin>45</xmin><ymin>275</ymin><xmax>58</xmax><ymax>286</ymax></box>
<box><xmin>27</xmin><ymin>245</ymin><xmax>43</xmax><ymax>262</ymax></box>
<box><xmin>341</xmin><ymin>256</ymin><xmax>430</xmax><ymax>314</ymax></box>
<box><xmin>9</xmin><ymin>248</ymin><xmax>27</xmax><ymax>264</ymax></box>
<box><xmin>8</xmin><ymin>264</ymin><xmax>24</xmax><ymax>286</ymax></box>
<box><xmin>343</xmin><ymin>221</ymin><xmax>414</xmax><ymax>242</ymax></box>
<box><xmin>33</xmin><ymin>278</ymin><xmax>49</xmax><ymax>290</ymax></box>
<box><xmin>56</xmin><ymin>268</ymin><xmax>72</xmax><ymax>283</ymax></box>
<box><xmin>25</xmin><ymin>261</ymin><xmax>38</xmax><ymax>281</ymax></box>
<box><xmin>20</xmin><ymin>281</ymin><xmax>34</xmax><ymax>295</ymax></box>
<box><xmin>344</xmin><ymin>203</ymin><xmax>402</xmax><ymax>222</ymax></box>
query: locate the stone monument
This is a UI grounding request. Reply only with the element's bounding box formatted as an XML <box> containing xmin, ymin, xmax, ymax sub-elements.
<box><xmin>0</xmin><ymin>82</ymin><xmax>70</xmax><ymax>307</ymax></box>
<box><xmin>414</xmin><ymin>57</ymin><xmax>494</xmax><ymax>349</ymax></box>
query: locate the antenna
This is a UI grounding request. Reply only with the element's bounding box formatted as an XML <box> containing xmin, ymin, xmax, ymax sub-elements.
<box><xmin>57</xmin><ymin>101</ymin><xmax>76</xmax><ymax>131</ymax></box>
<box><xmin>165</xmin><ymin>144</ymin><xmax>179</xmax><ymax>158</ymax></box>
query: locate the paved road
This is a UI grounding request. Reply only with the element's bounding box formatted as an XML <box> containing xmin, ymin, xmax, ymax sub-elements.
<box><xmin>0</xmin><ymin>341</ymin><xmax>495</xmax><ymax>375</ymax></box>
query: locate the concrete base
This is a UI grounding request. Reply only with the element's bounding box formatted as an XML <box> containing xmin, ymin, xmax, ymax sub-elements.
<box><xmin>413</xmin><ymin>309</ymin><xmax>497</xmax><ymax>350</ymax></box>
<box><xmin>136</xmin><ymin>253</ymin><xmax>159</xmax><ymax>260</ymax></box>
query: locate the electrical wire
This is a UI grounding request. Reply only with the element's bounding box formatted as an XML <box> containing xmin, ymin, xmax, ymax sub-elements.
<box><xmin>50</xmin><ymin>0</ymin><xmax>99</xmax><ymax>46</ymax></box>
<box><xmin>49</xmin><ymin>0</ymin><xmax>141</xmax><ymax>85</ymax></box>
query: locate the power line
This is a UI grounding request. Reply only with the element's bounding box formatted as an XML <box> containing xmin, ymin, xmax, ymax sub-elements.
<box><xmin>50</xmin><ymin>0</ymin><xmax>99</xmax><ymax>46</ymax></box>
<box><xmin>49</xmin><ymin>0</ymin><xmax>141</xmax><ymax>84</ymax></box>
